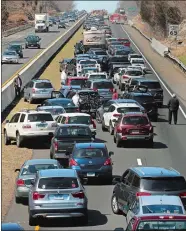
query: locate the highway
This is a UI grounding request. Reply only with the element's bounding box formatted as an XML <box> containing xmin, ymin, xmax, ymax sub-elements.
<box><xmin>2</xmin><ymin>22</ymin><xmax>76</xmax><ymax>85</ymax></box>
<box><xmin>3</xmin><ymin>24</ymin><xmax>186</xmax><ymax>230</ymax></box>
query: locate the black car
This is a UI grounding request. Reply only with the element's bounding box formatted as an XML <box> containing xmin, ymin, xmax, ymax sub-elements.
<box><xmin>25</xmin><ymin>35</ymin><xmax>41</xmax><ymax>49</ymax></box>
<box><xmin>123</xmin><ymin>92</ymin><xmax>158</xmax><ymax>121</ymax></box>
<box><xmin>127</xmin><ymin>78</ymin><xmax>164</xmax><ymax>107</ymax></box>
<box><xmin>50</xmin><ymin>124</ymin><xmax>94</xmax><ymax>167</ymax></box>
<box><xmin>58</xmin><ymin>22</ymin><xmax>66</xmax><ymax>29</ymax></box>
<box><xmin>8</xmin><ymin>44</ymin><xmax>23</xmax><ymax>58</ymax></box>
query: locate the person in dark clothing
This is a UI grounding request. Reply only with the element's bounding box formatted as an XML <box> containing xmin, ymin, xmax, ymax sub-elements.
<box><xmin>112</xmin><ymin>89</ymin><xmax>119</xmax><ymax>99</ymax></box>
<box><xmin>14</xmin><ymin>74</ymin><xmax>22</xmax><ymax>98</ymax></box>
<box><xmin>167</xmin><ymin>94</ymin><xmax>179</xmax><ymax>124</ymax></box>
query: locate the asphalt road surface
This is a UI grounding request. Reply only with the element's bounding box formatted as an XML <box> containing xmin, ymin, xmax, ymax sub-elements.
<box><xmin>2</xmin><ymin>22</ymin><xmax>76</xmax><ymax>85</ymax></box>
<box><xmin>4</xmin><ymin>24</ymin><xmax>186</xmax><ymax>230</ymax></box>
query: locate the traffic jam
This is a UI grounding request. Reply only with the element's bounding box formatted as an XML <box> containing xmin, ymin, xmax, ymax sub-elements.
<box><xmin>3</xmin><ymin>11</ymin><xmax>186</xmax><ymax>230</ymax></box>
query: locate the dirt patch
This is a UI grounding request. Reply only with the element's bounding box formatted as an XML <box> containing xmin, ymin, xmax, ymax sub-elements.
<box><xmin>2</xmin><ymin>26</ymin><xmax>83</xmax><ymax>220</ymax></box>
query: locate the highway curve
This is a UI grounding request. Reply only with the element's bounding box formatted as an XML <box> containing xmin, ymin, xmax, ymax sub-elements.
<box><xmin>2</xmin><ymin>22</ymin><xmax>76</xmax><ymax>85</ymax></box>
<box><xmin>3</xmin><ymin>24</ymin><xmax>186</xmax><ymax>231</ymax></box>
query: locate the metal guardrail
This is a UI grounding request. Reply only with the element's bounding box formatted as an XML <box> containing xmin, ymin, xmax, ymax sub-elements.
<box><xmin>2</xmin><ymin>23</ymin><xmax>34</xmax><ymax>37</ymax></box>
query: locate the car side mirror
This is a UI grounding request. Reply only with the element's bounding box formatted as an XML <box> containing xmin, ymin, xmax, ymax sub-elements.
<box><xmin>6</xmin><ymin>120</ymin><xmax>9</xmax><ymax>123</ymax></box>
<box><xmin>112</xmin><ymin>176</ymin><xmax>121</xmax><ymax>184</ymax></box>
<box><xmin>109</xmin><ymin>151</ymin><xmax>114</xmax><ymax>156</ymax></box>
<box><xmin>15</xmin><ymin>168</ymin><xmax>20</xmax><ymax>172</ymax></box>
<box><xmin>30</xmin><ymin>179</ymin><xmax>35</xmax><ymax>185</ymax></box>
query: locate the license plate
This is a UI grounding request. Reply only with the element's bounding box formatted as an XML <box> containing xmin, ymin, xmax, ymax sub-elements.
<box><xmin>87</xmin><ymin>172</ymin><xmax>95</xmax><ymax>177</ymax></box>
<box><xmin>131</xmin><ymin>130</ymin><xmax>139</xmax><ymax>134</ymax></box>
<box><xmin>36</xmin><ymin>123</ymin><xmax>47</xmax><ymax>128</ymax></box>
<box><xmin>49</xmin><ymin>194</ymin><xmax>69</xmax><ymax>200</ymax></box>
<box><xmin>40</xmin><ymin>90</ymin><xmax>48</xmax><ymax>93</ymax></box>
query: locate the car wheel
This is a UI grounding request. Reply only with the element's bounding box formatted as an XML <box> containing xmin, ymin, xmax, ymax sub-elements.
<box><xmin>116</xmin><ymin>137</ymin><xmax>122</xmax><ymax>148</ymax></box>
<box><xmin>38</xmin><ymin>45</ymin><xmax>40</xmax><ymax>49</ymax></box>
<box><xmin>105</xmin><ymin>177</ymin><xmax>113</xmax><ymax>185</ymax></box>
<box><xmin>113</xmin><ymin>79</ymin><xmax>116</xmax><ymax>84</ymax></box>
<box><xmin>4</xmin><ymin>130</ymin><xmax>11</xmax><ymax>145</ymax></box>
<box><xmin>24</xmin><ymin>96</ymin><xmax>27</xmax><ymax>102</ymax></box>
<box><xmin>15</xmin><ymin>196</ymin><xmax>22</xmax><ymax>204</ymax></box>
<box><xmin>29</xmin><ymin>213</ymin><xmax>39</xmax><ymax>226</ymax></box>
<box><xmin>102</xmin><ymin>120</ymin><xmax>107</xmax><ymax>132</ymax></box>
<box><xmin>111</xmin><ymin>194</ymin><xmax>121</xmax><ymax>214</ymax></box>
<box><xmin>16</xmin><ymin>132</ymin><xmax>23</xmax><ymax>148</ymax></box>
<box><xmin>50</xmin><ymin>152</ymin><xmax>53</xmax><ymax>159</ymax></box>
<box><xmin>109</xmin><ymin>122</ymin><xmax>114</xmax><ymax>135</ymax></box>
<box><xmin>96</xmin><ymin>112</ymin><xmax>101</xmax><ymax>124</ymax></box>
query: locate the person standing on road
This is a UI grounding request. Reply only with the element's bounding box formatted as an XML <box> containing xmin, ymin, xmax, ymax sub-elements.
<box><xmin>61</xmin><ymin>68</ymin><xmax>67</xmax><ymax>85</ymax></box>
<box><xmin>14</xmin><ymin>74</ymin><xmax>22</xmax><ymax>98</ymax></box>
<box><xmin>72</xmin><ymin>91</ymin><xmax>80</xmax><ymax>107</ymax></box>
<box><xmin>167</xmin><ymin>94</ymin><xmax>179</xmax><ymax>124</ymax></box>
<box><xmin>112</xmin><ymin>89</ymin><xmax>119</xmax><ymax>100</ymax></box>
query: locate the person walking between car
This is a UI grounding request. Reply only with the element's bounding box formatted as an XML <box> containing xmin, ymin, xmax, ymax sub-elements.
<box><xmin>72</xmin><ymin>91</ymin><xmax>80</xmax><ymax>107</ymax></box>
<box><xmin>167</xmin><ymin>94</ymin><xmax>179</xmax><ymax>124</ymax></box>
<box><xmin>14</xmin><ymin>74</ymin><xmax>22</xmax><ymax>98</ymax></box>
<box><xmin>61</xmin><ymin>68</ymin><xmax>67</xmax><ymax>85</ymax></box>
<box><xmin>112</xmin><ymin>89</ymin><xmax>118</xmax><ymax>100</ymax></box>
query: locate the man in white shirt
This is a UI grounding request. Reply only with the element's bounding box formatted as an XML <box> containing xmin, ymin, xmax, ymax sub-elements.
<box><xmin>61</xmin><ymin>69</ymin><xmax>67</xmax><ymax>85</ymax></box>
<box><xmin>72</xmin><ymin>91</ymin><xmax>80</xmax><ymax>107</ymax></box>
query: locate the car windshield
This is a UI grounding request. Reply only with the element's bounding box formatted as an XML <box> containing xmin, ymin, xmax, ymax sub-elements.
<box><xmin>93</xmin><ymin>82</ymin><xmax>113</xmax><ymax>89</ymax></box>
<box><xmin>122</xmin><ymin>116</ymin><xmax>148</xmax><ymax>125</ymax></box>
<box><xmin>21</xmin><ymin>164</ymin><xmax>58</xmax><ymax>175</ymax></box>
<box><xmin>35</xmin><ymin>82</ymin><xmax>53</xmax><ymax>89</ymax></box>
<box><xmin>26</xmin><ymin>36</ymin><xmax>39</xmax><ymax>41</ymax></box>
<box><xmin>38</xmin><ymin>177</ymin><xmax>79</xmax><ymax>189</ymax></box>
<box><xmin>134</xmin><ymin>95</ymin><xmax>154</xmax><ymax>103</ymax></box>
<box><xmin>142</xmin><ymin>82</ymin><xmax>161</xmax><ymax>89</ymax></box>
<box><xmin>38</xmin><ymin>108</ymin><xmax>65</xmax><ymax>115</ymax></box>
<box><xmin>116</xmin><ymin>50</ymin><xmax>129</xmax><ymax>55</ymax></box>
<box><xmin>95</xmin><ymin>51</ymin><xmax>107</xmax><ymax>55</ymax></box>
<box><xmin>126</xmin><ymin>70</ymin><xmax>143</xmax><ymax>76</ymax></box>
<box><xmin>141</xmin><ymin>177</ymin><xmax>186</xmax><ymax>191</ymax></box>
<box><xmin>137</xmin><ymin>220</ymin><xmax>186</xmax><ymax>230</ymax></box>
<box><xmin>70</xmin><ymin>79</ymin><xmax>87</xmax><ymax>85</ymax></box>
<box><xmin>142</xmin><ymin>205</ymin><xmax>184</xmax><ymax>214</ymax></box>
<box><xmin>51</xmin><ymin>100</ymin><xmax>75</xmax><ymax>107</ymax></box>
<box><xmin>9</xmin><ymin>45</ymin><xmax>20</xmax><ymax>50</ymax></box>
<box><xmin>3</xmin><ymin>51</ymin><xmax>16</xmax><ymax>56</ymax></box>
<box><xmin>80</xmin><ymin>60</ymin><xmax>97</xmax><ymax>65</ymax></box>
<box><xmin>56</xmin><ymin>126</ymin><xmax>92</xmax><ymax>137</ymax></box>
<box><xmin>27</xmin><ymin>113</ymin><xmax>53</xmax><ymax>122</ymax></box>
<box><xmin>73</xmin><ymin>148</ymin><xmax>107</xmax><ymax>158</ymax></box>
<box><xmin>117</xmin><ymin>107</ymin><xmax>141</xmax><ymax>114</ymax></box>
<box><xmin>89</xmin><ymin>75</ymin><xmax>106</xmax><ymax>79</ymax></box>
<box><xmin>69</xmin><ymin>116</ymin><xmax>91</xmax><ymax>124</ymax></box>
<box><xmin>132</xmin><ymin>60</ymin><xmax>144</xmax><ymax>64</ymax></box>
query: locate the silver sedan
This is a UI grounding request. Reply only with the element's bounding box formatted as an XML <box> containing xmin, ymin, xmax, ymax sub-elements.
<box><xmin>2</xmin><ymin>50</ymin><xmax>19</xmax><ymax>64</ymax></box>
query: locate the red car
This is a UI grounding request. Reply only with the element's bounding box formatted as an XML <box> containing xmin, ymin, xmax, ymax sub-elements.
<box><xmin>117</xmin><ymin>38</ymin><xmax>130</xmax><ymax>47</ymax></box>
<box><xmin>65</xmin><ymin>76</ymin><xmax>88</xmax><ymax>86</ymax></box>
<box><xmin>125</xmin><ymin>214</ymin><xmax>186</xmax><ymax>231</ymax></box>
<box><xmin>113</xmin><ymin>112</ymin><xmax>154</xmax><ymax>147</ymax></box>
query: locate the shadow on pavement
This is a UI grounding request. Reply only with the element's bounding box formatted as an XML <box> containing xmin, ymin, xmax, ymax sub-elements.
<box><xmin>94</xmin><ymin>138</ymin><xmax>107</xmax><ymax>143</ymax></box>
<box><xmin>39</xmin><ymin>209</ymin><xmax>108</xmax><ymax>227</ymax></box>
<box><xmin>120</xmin><ymin>141</ymin><xmax>168</xmax><ymax>149</ymax></box>
<box><xmin>83</xmin><ymin>175</ymin><xmax>120</xmax><ymax>186</ymax></box>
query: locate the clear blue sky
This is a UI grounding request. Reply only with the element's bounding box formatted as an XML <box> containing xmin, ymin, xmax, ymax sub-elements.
<box><xmin>75</xmin><ymin>1</ymin><xmax>118</xmax><ymax>13</ymax></box>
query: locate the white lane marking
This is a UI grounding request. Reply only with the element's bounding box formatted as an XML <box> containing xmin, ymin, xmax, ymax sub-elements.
<box><xmin>137</xmin><ymin>158</ymin><xmax>142</xmax><ymax>166</ymax></box>
<box><xmin>121</xmin><ymin>25</ymin><xmax>186</xmax><ymax>119</ymax></box>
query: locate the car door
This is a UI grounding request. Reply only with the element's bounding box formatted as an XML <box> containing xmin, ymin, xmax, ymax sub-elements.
<box><xmin>125</xmin><ymin>217</ymin><xmax>136</xmax><ymax>231</ymax></box>
<box><xmin>104</xmin><ymin>105</ymin><xmax>115</xmax><ymax>126</ymax></box>
<box><xmin>8</xmin><ymin>113</ymin><xmax>21</xmax><ymax>138</ymax></box>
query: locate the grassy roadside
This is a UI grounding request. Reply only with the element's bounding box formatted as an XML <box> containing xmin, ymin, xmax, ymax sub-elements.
<box><xmin>179</xmin><ymin>55</ymin><xmax>186</xmax><ymax>66</ymax></box>
<box><xmin>2</xmin><ymin>26</ymin><xmax>83</xmax><ymax>220</ymax></box>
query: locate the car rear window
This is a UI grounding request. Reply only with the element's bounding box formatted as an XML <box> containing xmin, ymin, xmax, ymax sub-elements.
<box><xmin>38</xmin><ymin>108</ymin><xmax>65</xmax><ymax>115</ymax></box>
<box><xmin>69</xmin><ymin>116</ymin><xmax>91</xmax><ymax>125</ymax></box>
<box><xmin>74</xmin><ymin>148</ymin><xmax>108</xmax><ymax>158</ymax></box>
<box><xmin>122</xmin><ymin>116</ymin><xmax>149</xmax><ymax>125</ymax></box>
<box><xmin>89</xmin><ymin>75</ymin><xmax>106</xmax><ymax>79</ymax></box>
<box><xmin>142</xmin><ymin>204</ymin><xmax>183</xmax><ymax>215</ymax></box>
<box><xmin>38</xmin><ymin>177</ymin><xmax>79</xmax><ymax>189</ymax></box>
<box><xmin>141</xmin><ymin>177</ymin><xmax>186</xmax><ymax>191</ymax></box>
<box><xmin>117</xmin><ymin>107</ymin><xmax>141</xmax><ymax>114</ymax></box>
<box><xmin>35</xmin><ymin>82</ymin><xmax>53</xmax><ymax>89</ymax></box>
<box><xmin>138</xmin><ymin>220</ymin><xmax>186</xmax><ymax>230</ymax></box>
<box><xmin>51</xmin><ymin>100</ymin><xmax>75</xmax><ymax>107</ymax></box>
<box><xmin>142</xmin><ymin>82</ymin><xmax>161</xmax><ymax>89</ymax></box>
<box><xmin>21</xmin><ymin>164</ymin><xmax>58</xmax><ymax>175</ymax></box>
<box><xmin>95</xmin><ymin>51</ymin><xmax>107</xmax><ymax>55</ymax></box>
<box><xmin>116</xmin><ymin>50</ymin><xmax>129</xmax><ymax>55</ymax></box>
<box><xmin>132</xmin><ymin>60</ymin><xmax>144</xmax><ymax>64</ymax></box>
<box><xmin>4</xmin><ymin>51</ymin><xmax>16</xmax><ymax>55</ymax></box>
<box><xmin>27</xmin><ymin>113</ymin><xmax>54</xmax><ymax>122</ymax></box>
<box><xmin>56</xmin><ymin>126</ymin><xmax>92</xmax><ymax>137</ymax></box>
<box><xmin>70</xmin><ymin>79</ymin><xmax>87</xmax><ymax>86</ymax></box>
<box><xmin>93</xmin><ymin>82</ymin><xmax>113</xmax><ymax>89</ymax></box>
<box><xmin>126</xmin><ymin>70</ymin><xmax>143</xmax><ymax>76</ymax></box>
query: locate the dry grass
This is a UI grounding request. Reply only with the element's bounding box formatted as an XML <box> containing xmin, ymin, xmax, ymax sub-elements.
<box><xmin>2</xmin><ymin>26</ymin><xmax>83</xmax><ymax>220</ymax></box>
<box><xmin>8</xmin><ymin>13</ymin><xmax>27</xmax><ymax>24</ymax></box>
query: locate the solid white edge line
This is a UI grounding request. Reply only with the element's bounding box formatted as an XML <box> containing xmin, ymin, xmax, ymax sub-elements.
<box><xmin>137</xmin><ymin>158</ymin><xmax>142</xmax><ymax>166</ymax></box>
<box><xmin>121</xmin><ymin>25</ymin><xmax>186</xmax><ymax>119</ymax></box>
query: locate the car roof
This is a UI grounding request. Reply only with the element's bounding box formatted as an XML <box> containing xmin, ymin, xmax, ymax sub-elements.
<box><xmin>38</xmin><ymin>169</ymin><xmax>77</xmax><ymax>178</ymax></box>
<box><xmin>74</xmin><ymin>142</ymin><xmax>106</xmax><ymax>149</ymax></box>
<box><xmin>59</xmin><ymin>113</ymin><xmax>90</xmax><ymax>117</ymax></box>
<box><xmin>130</xmin><ymin>167</ymin><xmax>181</xmax><ymax>177</ymax></box>
<box><xmin>25</xmin><ymin>159</ymin><xmax>58</xmax><ymax>165</ymax></box>
<box><xmin>139</xmin><ymin>195</ymin><xmax>183</xmax><ymax>206</ymax></box>
<box><xmin>131</xmin><ymin>92</ymin><xmax>153</xmax><ymax>96</ymax></box>
<box><xmin>112</xmin><ymin>103</ymin><xmax>140</xmax><ymax>108</ymax></box>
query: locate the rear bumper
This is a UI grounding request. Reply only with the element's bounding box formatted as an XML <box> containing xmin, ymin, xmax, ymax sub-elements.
<box><xmin>20</xmin><ymin>130</ymin><xmax>54</xmax><ymax>137</ymax></box>
<box><xmin>53</xmin><ymin>152</ymin><xmax>70</xmax><ymax>159</ymax></box>
<box><xmin>31</xmin><ymin>93</ymin><xmax>52</xmax><ymax>99</ymax></box>
<box><xmin>118</xmin><ymin>133</ymin><xmax>153</xmax><ymax>141</ymax></box>
<box><xmin>76</xmin><ymin>169</ymin><xmax>112</xmax><ymax>179</ymax></box>
<box><xmin>16</xmin><ymin>186</ymin><xmax>30</xmax><ymax>198</ymax></box>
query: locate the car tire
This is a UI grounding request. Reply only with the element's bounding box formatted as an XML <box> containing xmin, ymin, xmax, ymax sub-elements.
<box><xmin>111</xmin><ymin>194</ymin><xmax>122</xmax><ymax>214</ymax></box>
<box><xmin>102</xmin><ymin>120</ymin><xmax>107</xmax><ymax>132</ymax></box>
<box><xmin>24</xmin><ymin>96</ymin><xmax>27</xmax><ymax>102</ymax></box>
<box><xmin>28</xmin><ymin>96</ymin><xmax>33</xmax><ymax>104</ymax></box>
<box><xmin>16</xmin><ymin>132</ymin><xmax>23</xmax><ymax>148</ymax></box>
<box><xmin>38</xmin><ymin>45</ymin><xmax>40</xmax><ymax>49</ymax></box>
<box><xmin>4</xmin><ymin>130</ymin><xmax>11</xmax><ymax>145</ymax></box>
<box><xmin>113</xmin><ymin>135</ymin><xmax>116</xmax><ymax>143</ymax></box>
<box><xmin>116</xmin><ymin>137</ymin><xmax>122</xmax><ymax>148</ymax></box>
<box><xmin>29</xmin><ymin>213</ymin><xmax>39</xmax><ymax>226</ymax></box>
<box><xmin>152</xmin><ymin>116</ymin><xmax>158</xmax><ymax>122</ymax></box>
<box><xmin>109</xmin><ymin>122</ymin><xmax>114</xmax><ymax>135</ymax></box>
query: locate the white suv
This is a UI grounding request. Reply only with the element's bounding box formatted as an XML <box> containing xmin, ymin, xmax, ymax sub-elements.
<box><xmin>102</xmin><ymin>103</ymin><xmax>142</xmax><ymax>135</ymax></box>
<box><xmin>4</xmin><ymin>110</ymin><xmax>57</xmax><ymax>147</ymax></box>
<box><xmin>86</xmin><ymin>72</ymin><xmax>108</xmax><ymax>80</ymax></box>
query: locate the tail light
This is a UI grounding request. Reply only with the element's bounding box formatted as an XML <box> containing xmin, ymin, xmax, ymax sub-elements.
<box><xmin>22</xmin><ymin>124</ymin><xmax>31</xmax><ymax>129</ymax></box>
<box><xmin>109</xmin><ymin>88</ymin><xmax>113</xmax><ymax>93</ymax></box>
<box><xmin>32</xmin><ymin>88</ymin><xmax>36</xmax><ymax>93</ymax></box>
<box><xmin>32</xmin><ymin>191</ymin><xmax>45</xmax><ymax>200</ymax></box>
<box><xmin>180</xmin><ymin>192</ymin><xmax>186</xmax><ymax>198</ymax></box>
<box><xmin>16</xmin><ymin>179</ymin><xmax>25</xmax><ymax>186</ymax></box>
<box><xmin>136</xmin><ymin>192</ymin><xmax>151</xmax><ymax>197</ymax></box>
<box><xmin>104</xmin><ymin>158</ymin><xmax>112</xmax><ymax>166</ymax></box>
<box><xmin>54</xmin><ymin>140</ymin><xmax>58</xmax><ymax>151</ymax></box>
<box><xmin>122</xmin><ymin>128</ymin><xmax>128</xmax><ymax>134</ymax></box>
<box><xmin>69</xmin><ymin>159</ymin><xmax>78</xmax><ymax>166</ymax></box>
<box><xmin>149</xmin><ymin>126</ymin><xmax>153</xmax><ymax>133</ymax></box>
<box><xmin>113</xmin><ymin>114</ymin><xmax>120</xmax><ymax>117</ymax></box>
<box><xmin>91</xmin><ymin>119</ymin><xmax>96</xmax><ymax>129</ymax></box>
<box><xmin>116</xmin><ymin>127</ymin><xmax>122</xmax><ymax>133</ymax></box>
<box><xmin>72</xmin><ymin>191</ymin><xmax>85</xmax><ymax>199</ymax></box>
<box><xmin>51</xmin><ymin>123</ymin><xmax>57</xmax><ymax>127</ymax></box>
<box><xmin>122</xmin><ymin>75</ymin><xmax>128</xmax><ymax>79</ymax></box>
<box><xmin>93</xmin><ymin>88</ymin><xmax>97</xmax><ymax>91</ymax></box>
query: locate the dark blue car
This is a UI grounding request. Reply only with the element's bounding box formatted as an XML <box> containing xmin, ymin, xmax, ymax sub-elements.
<box><xmin>69</xmin><ymin>143</ymin><xmax>114</xmax><ymax>184</ymax></box>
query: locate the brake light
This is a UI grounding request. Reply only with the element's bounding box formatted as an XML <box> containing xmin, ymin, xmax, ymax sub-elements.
<box><xmin>149</xmin><ymin>126</ymin><xmax>153</xmax><ymax>133</ymax></box>
<box><xmin>136</xmin><ymin>192</ymin><xmax>151</xmax><ymax>197</ymax></box>
<box><xmin>113</xmin><ymin>114</ymin><xmax>120</xmax><ymax>117</ymax></box>
<box><xmin>91</xmin><ymin>119</ymin><xmax>96</xmax><ymax>129</ymax></box>
<box><xmin>65</xmin><ymin>117</ymin><xmax>69</xmax><ymax>124</ymax></box>
<box><xmin>22</xmin><ymin>124</ymin><xmax>31</xmax><ymax>129</ymax></box>
<box><xmin>109</xmin><ymin>88</ymin><xmax>113</xmax><ymax>93</ymax></box>
<box><xmin>32</xmin><ymin>88</ymin><xmax>36</xmax><ymax>93</ymax></box>
<box><xmin>16</xmin><ymin>179</ymin><xmax>25</xmax><ymax>186</ymax></box>
<box><xmin>54</xmin><ymin>141</ymin><xmax>58</xmax><ymax>151</ymax></box>
<box><xmin>93</xmin><ymin>88</ymin><xmax>97</xmax><ymax>91</ymax></box>
<box><xmin>104</xmin><ymin>158</ymin><xmax>112</xmax><ymax>166</ymax></box>
<box><xmin>116</xmin><ymin>127</ymin><xmax>122</xmax><ymax>133</ymax></box>
<box><xmin>122</xmin><ymin>75</ymin><xmax>128</xmax><ymax>79</ymax></box>
<box><xmin>69</xmin><ymin>159</ymin><xmax>78</xmax><ymax>166</ymax></box>
<box><xmin>180</xmin><ymin>192</ymin><xmax>186</xmax><ymax>198</ymax></box>
<box><xmin>72</xmin><ymin>191</ymin><xmax>85</xmax><ymax>199</ymax></box>
<box><xmin>32</xmin><ymin>191</ymin><xmax>45</xmax><ymax>200</ymax></box>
